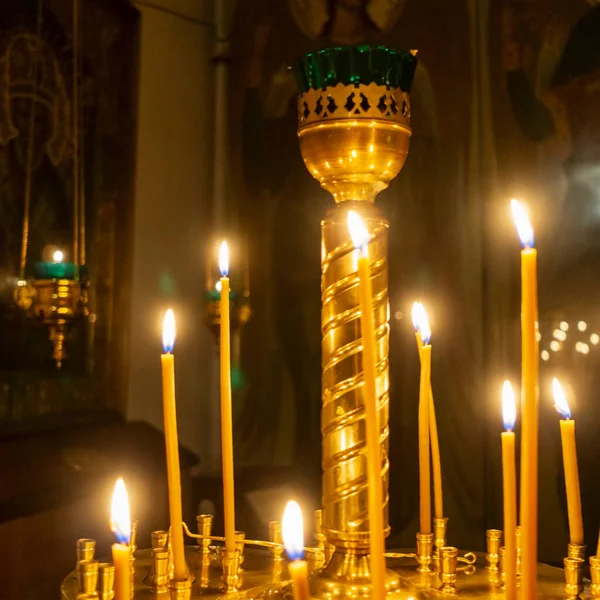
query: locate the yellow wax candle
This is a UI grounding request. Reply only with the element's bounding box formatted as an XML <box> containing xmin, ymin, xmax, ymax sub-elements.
<box><xmin>219</xmin><ymin>241</ymin><xmax>236</xmax><ymax>554</ymax></box>
<box><xmin>160</xmin><ymin>310</ymin><xmax>187</xmax><ymax>581</ymax></box>
<box><xmin>596</xmin><ymin>528</ymin><xmax>600</xmax><ymax>558</ymax></box>
<box><xmin>282</xmin><ymin>501</ymin><xmax>310</xmax><ymax>600</ymax></box>
<box><xmin>553</xmin><ymin>378</ymin><xmax>584</xmax><ymax>545</ymax></box>
<box><xmin>511</xmin><ymin>199</ymin><xmax>539</xmax><ymax>599</ymax></box>
<box><xmin>110</xmin><ymin>478</ymin><xmax>131</xmax><ymax>600</ymax></box>
<box><xmin>348</xmin><ymin>211</ymin><xmax>386</xmax><ymax>599</ymax></box>
<box><xmin>501</xmin><ymin>381</ymin><xmax>517</xmax><ymax>600</ymax></box>
<box><xmin>412</xmin><ymin>304</ymin><xmax>443</xmax><ymax>520</ymax></box>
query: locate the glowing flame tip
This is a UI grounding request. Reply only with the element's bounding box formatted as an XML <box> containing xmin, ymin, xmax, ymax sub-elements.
<box><xmin>412</xmin><ymin>301</ymin><xmax>431</xmax><ymax>344</ymax></box>
<box><xmin>219</xmin><ymin>241</ymin><xmax>229</xmax><ymax>277</ymax></box>
<box><xmin>282</xmin><ymin>500</ymin><xmax>304</xmax><ymax>561</ymax></box>
<box><xmin>347</xmin><ymin>210</ymin><xmax>370</xmax><ymax>252</ymax></box>
<box><xmin>502</xmin><ymin>380</ymin><xmax>516</xmax><ymax>431</ymax></box>
<box><xmin>552</xmin><ymin>378</ymin><xmax>571</xmax><ymax>419</ymax></box>
<box><xmin>510</xmin><ymin>199</ymin><xmax>534</xmax><ymax>248</ymax></box>
<box><xmin>52</xmin><ymin>250</ymin><xmax>64</xmax><ymax>263</ymax></box>
<box><xmin>110</xmin><ymin>477</ymin><xmax>131</xmax><ymax>545</ymax></box>
<box><xmin>162</xmin><ymin>309</ymin><xmax>175</xmax><ymax>353</ymax></box>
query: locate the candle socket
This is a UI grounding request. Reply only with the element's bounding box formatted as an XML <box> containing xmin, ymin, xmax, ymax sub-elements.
<box><xmin>485</xmin><ymin>529</ymin><xmax>502</xmax><ymax>571</ymax></box>
<box><xmin>439</xmin><ymin>546</ymin><xmax>458</xmax><ymax>595</ymax></box>
<box><xmin>152</xmin><ymin>548</ymin><xmax>170</xmax><ymax>594</ymax></box>
<box><xmin>77</xmin><ymin>539</ymin><xmax>96</xmax><ymax>564</ymax></box>
<box><xmin>568</xmin><ymin>543</ymin><xmax>586</xmax><ymax>560</ymax></box>
<box><xmin>169</xmin><ymin>578</ymin><xmax>192</xmax><ymax>600</ymax></box>
<box><xmin>130</xmin><ymin>521</ymin><xmax>139</xmax><ymax>554</ymax></box>
<box><xmin>563</xmin><ymin>557</ymin><xmax>584</xmax><ymax>599</ymax></box>
<box><xmin>269</xmin><ymin>520</ymin><xmax>284</xmax><ymax>561</ymax></box>
<box><xmin>235</xmin><ymin>531</ymin><xmax>246</xmax><ymax>565</ymax></box>
<box><xmin>152</xmin><ymin>530</ymin><xmax>169</xmax><ymax>550</ymax></box>
<box><xmin>416</xmin><ymin>532</ymin><xmax>434</xmax><ymax>573</ymax></box>
<box><xmin>434</xmin><ymin>517</ymin><xmax>448</xmax><ymax>559</ymax></box>
<box><xmin>590</xmin><ymin>556</ymin><xmax>600</xmax><ymax>597</ymax></box>
<box><xmin>196</xmin><ymin>515</ymin><xmax>213</xmax><ymax>553</ymax></box>
<box><xmin>222</xmin><ymin>549</ymin><xmax>241</xmax><ymax>592</ymax></box>
<box><xmin>98</xmin><ymin>563</ymin><xmax>115</xmax><ymax>600</ymax></box>
<box><xmin>78</xmin><ymin>560</ymin><xmax>99</xmax><ymax>595</ymax></box>
<box><xmin>498</xmin><ymin>546</ymin><xmax>506</xmax><ymax>586</ymax></box>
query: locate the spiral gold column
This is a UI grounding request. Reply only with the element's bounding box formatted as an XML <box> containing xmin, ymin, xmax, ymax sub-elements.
<box><xmin>294</xmin><ymin>47</ymin><xmax>417</xmax><ymax>592</ymax></box>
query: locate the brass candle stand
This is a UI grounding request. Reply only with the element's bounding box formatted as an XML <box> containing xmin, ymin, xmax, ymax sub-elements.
<box><xmin>62</xmin><ymin>44</ymin><xmax>590</xmax><ymax>600</ymax></box>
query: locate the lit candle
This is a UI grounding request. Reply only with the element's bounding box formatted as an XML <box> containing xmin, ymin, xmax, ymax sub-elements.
<box><xmin>552</xmin><ymin>378</ymin><xmax>584</xmax><ymax>545</ymax></box>
<box><xmin>412</xmin><ymin>302</ymin><xmax>443</xmax><ymax>520</ymax></box>
<box><xmin>219</xmin><ymin>241</ymin><xmax>236</xmax><ymax>554</ymax></box>
<box><xmin>160</xmin><ymin>310</ymin><xmax>187</xmax><ymax>581</ymax></box>
<box><xmin>347</xmin><ymin>211</ymin><xmax>386</xmax><ymax>599</ymax></box>
<box><xmin>282</xmin><ymin>500</ymin><xmax>309</xmax><ymax>600</ymax></box>
<box><xmin>501</xmin><ymin>381</ymin><xmax>517</xmax><ymax>600</ymax></box>
<box><xmin>511</xmin><ymin>199</ymin><xmax>539</xmax><ymax>599</ymax></box>
<box><xmin>412</xmin><ymin>303</ymin><xmax>432</xmax><ymax>534</ymax></box>
<box><xmin>110</xmin><ymin>478</ymin><xmax>132</xmax><ymax>600</ymax></box>
<box><xmin>53</xmin><ymin>249</ymin><xmax>64</xmax><ymax>263</ymax></box>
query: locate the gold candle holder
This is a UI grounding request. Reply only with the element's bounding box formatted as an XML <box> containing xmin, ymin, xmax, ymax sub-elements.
<box><xmin>563</xmin><ymin>557</ymin><xmax>584</xmax><ymax>599</ymax></box>
<box><xmin>269</xmin><ymin>520</ymin><xmax>284</xmax><ymax>561</ymax></box>
<box><xmin>152</xmin><ymin>530</ymin><xmax>169</xmax><ymax>550</ymax></box>
<box><xmin>129</xmin><ymin>553</ymin><xmax>135</xmax><ymax>599</ymax></box>
<box><xmin>77</xmin><ymin>560</ymin><xmax>99</xmax><ymax>595</ymax></box>
<box><xmin>222</xmin><ymin>549</ymin><xmax>241</xmax><ymax>592</ymax></box>
<box><xmin>196</xmin><ymin>515</ymin><xmax>213</xmax><ymax>553</ymax></box>
<box><xmin>434</xmin><ymin>517</ymin><xmax>448</xmax><ymax>559</ymax></box>
<box><xmin>590</xmin><ymin>555</ymin><xmax>600</xmax><ymax>597</ymax></box>
<box><xmin>169</xmin><ymin>578</ymin><xmax>192</xmax><ymax>600</ymax></box>
<box><xmin>485</xmin><ymin>529</ymin><xmax>502</xmax><ymax>572</ymax></box>
<box><xmin>98</xmin><ymin>563</ymin><xmax>115</xmax><ymax>600</ymax></box>
<box><xmin>439</xmin><ymin>546</ymin><xmax>458</xmax><ymax>595</ymax></box>
<box><xmin>568</xmin><ymin>543</ymin><xmax>586</xmax><ymax>560</ymax></box>
<box><xmin>76</xmin><ymin>538</ymin><xmax>96</xmax><ymax>564</ymax></box>
<box><xmin>516</xmin><ymin>525</ymin><xmax>522</xmax><ymax>576</ymax></box>
<box><xmin>235</xmin><ymin>531</ymin><xmax>246</xmax><ymax>566</ymax></box>
<box><xmin>416</xmin><ymin>532</ymin><xmax>434</xmax><ymax>573</ymax></box>
<box><xmin>152</xmin><ymin>548</ymin><xmax>170</xmax><ymax>594</ymax></box>
<box><xmin>498</xmin><ymin>546</ymin><xmax>506</xmax><ymax>586</ymax></box>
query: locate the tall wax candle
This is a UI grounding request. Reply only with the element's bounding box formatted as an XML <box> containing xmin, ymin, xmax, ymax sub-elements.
<box><xmin>511</xmin><ymin>199</ymin><xmax>539</xmax><ymax>599</ymax></box>
<box><xmin>413</xmin><ymin>302</ymin><xmax>432</xmax><ymax>534</ymax></box>
<box><xmin>110</xmin><ymin>478</ymin><xmax>131</xmax><ymax>600</ymax></box>
<box><xmin>282</xmin><ymin>501</ymin><xmax>310</xmax><ymax>600</ymax></box>
<box><xmin>219</xmin><ymin>241</ymin><xmax>236</xmax><ymax>554</ymax></box>
<box><xmin>502</xmin><ymin>381</ymin><xmax>517</xmax><ymax>600</ymax></box>
<box><xmin>553</xmin><ymin>378</ymin><xmax>584</xmax><ymax>545</ymax></box>
<box><xmin>412</xmin><ymin>302</ymin><xmax>443</xmax><ymax>519</ymax></box>
<box><xmin>347</xmin><ymin>211</ymin><xmax>386</xmax><ymax>600</ymax></box>
<box><xmin>160</xmin><ymin>309</ymin><xmax>187</xmax><ymax>581</ymax></box>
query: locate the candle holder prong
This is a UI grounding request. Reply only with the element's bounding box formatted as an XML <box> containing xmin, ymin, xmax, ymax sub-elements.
<box><xmin>439</xmin><ymin>546</ymin><xmax>458</xmax><ymax>594</ymax></box>
<box><xmin>564</xmin><ymin>557</ymin><xmax>584</xmax><ymax>599</ymax></box>
<box><xmin>196</xmin><ymin>515</ymin><xmax>213</xmax><ymax>554</ymax></box>
<box><xmin>76</xmin><ymin>539</ymin><xmax>96</xmax><ymax>565</ymax></box>
<box><xmin>567</xmin><ymin>543</ymin><xmax>586</xmax><ymax>560</ymax></box>
<box><xmin>268</xmin><ymin>521</ymin><xmax>284</xmax><ymax>562</ymax></box>
<box><xmin>98</xmin><ymin>563</ymin><xmax>115</xmax><ymax>600</ymax></box>
<box><xmin>169</xmin><ymin>578</ymin><xmax>192</xmax><ymax>600</ymax></box>
<box><xmin>590</xmin><ymin>556</ymin><xmax>600</xmax><ymax>597</ymax></box>
<box><xmin>416</xmin><ymin>532</ymin><xmax>434</xmax><ymax>573</ymax></box>
<box><xmin>149</xmin><ymin>548</ymin><xmax>169</xmax><ymax>594</ymax></box>
<box><xmin>485</xmin><ymin>529</ymin><xmax>502</xmax><ymax>572</ymax></box>
<box><xmin>433</xmin><ymin>517</ymin><xmax>448</xmax><ymax>560</ymax></box>
<box><xmin>222</xmin><ymin>549</ymin><xmax>241</xmax><ymax>592</ymax></box>
<box><xmin>77</xmin><ymin>560</ymin><xmax>99</xmax><ymax>595</ymax></box>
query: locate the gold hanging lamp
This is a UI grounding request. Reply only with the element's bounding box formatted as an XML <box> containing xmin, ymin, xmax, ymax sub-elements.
<box><xmin>13</xmin><ymin>0</ymin><xmax>87</xmax><ymax>367</ymax></box>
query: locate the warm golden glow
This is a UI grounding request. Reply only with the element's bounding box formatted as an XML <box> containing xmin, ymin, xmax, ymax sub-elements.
<box><xmin>411</xmin><ymin>301</ymin><xmax>431</xmax><ymax>344</ymax></box>
<box><xmin>510</xmin><ymin>199</ymin><xmax>534</xmax><ymax>248</ymax></box>
<box><xmin>591</xmin><ymin>333</ymin><xmax>599</xmax><ymax>345</ymax></box>
<box><xmin>552</xmin><ymin>378</ymin><xmax>571</xmax><ymax>419</ymax></box>
<box><xmin>53</xmin><ymin>250</ymin><xmax>64</xmax><ymax>263</ymax></box>
<box><xmin>162</xmin><ymin>309</ymin><xmax>175</xmax><ymax>353</ymax></box>
<box><xmin>502</xmin><ymin>380</ymin><xmax>516</xmax><ymax>431</ymax></box>
<box><xmin>550</xmin><ymin>340</ymin><xmax>560</xmax><ymax>352</ymax></box>
<box><xmin>560</xmin><ymin>321</ymin><xmax>569</xmax><ymax>331</ymax></box>
<box><xmin>541</xmin><ymin>350</ymin><xmax>550</xmax><ymax>361</ymax></box>
<box><xmin>110</xmin><ymin>477</ymin><xmax>131</xmax><ymax>544</ymax></box>
<box><xmin>577</xmin><ymin>320</ymin><xmax>587</xmax><ymax>332</ymax></box>
<box><xmin>219</xmin><ymin>241</ymin><xmax>229</xmax><ymax>277</ymax></box>
<box><xmin>347</xmin><ymin>210</ymin><xmax>370</xmax><ymax>252</ymax></box>
<box><xmin>553</xmin><ymin>329</ymin><xmax>567</xmax><ymax>341</ymax></box>
<box><xmin>282</xmin><ymin>500</ymin><xmax>304</xmax><ymax>561</ymax></box>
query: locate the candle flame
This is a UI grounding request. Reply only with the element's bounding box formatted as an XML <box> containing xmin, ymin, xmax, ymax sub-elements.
<box><xmin>552</xmin><ymin>378</ymin><xmax>571</xmax><ymax>419</ymax></box>
<box><xmin>411</xmin><ymin>301</ymin><xmax>431</xmax><ymax>345</ymax></box>
<box><xmin>510</xmin><ymin>199</ymin><xmax>534</xmax><ymax>248</ymax></box>
<box><xmin>347</xmin><ymin>210</ymin><xmax>370</xmax><ymax>253</ymax></box>
<box><xmin>53</xmin><ymin>249</ymin><xmax>64</xmax><ymax>263</ymax></box>
<box><xmin>110</xmin><ymin>478</ymin><xmax>131</xmax><ymax>544</ymax></box>
<box><xmin>282</xmin><ymin>500</ymin><xmax>304</xmax><ymax>561</ymax></box>
<box><xmin>502</xmin><ymin>380</ymin><xmax>516</xmax><ymax>431</ymax></box>
<box><xmin>162</xmin><ymin>309</ymin><xmax>175</xmax><ymax>353</ymax></box>
<box><xmin>219</xmin><ymin>241</ymin><xmax>229</xmax><ymax>277</ymax></box>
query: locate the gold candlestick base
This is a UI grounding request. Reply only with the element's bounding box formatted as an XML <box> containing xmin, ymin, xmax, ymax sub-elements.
<box><xmin>568</xmin><ymin>543</ymin><xmax>586</xmax><ymax>560</ymax></box>
<box><xmin>416</xmin><ymin>533</ymin><xmax>434</xmax><ymax>573</ymax></box>
<box><xmin>222</xmin><ymin>549</ymin><xmax>241</xmax><ymax>592</ymax></box>
<box><xmin>439</xmin><ymin>546</ymin><xmax>458</xmax><ymax>595</ymax></box>
<box><xmin>169</xmin><ymin>579</ymin><xmax>192</xmax><ymax>600</ymax></box>
<box><xmin>485</xmin><ymin>529</ymin><xmax>502</xmax><ymax>572</ymax></box>
<box><xmin>590</xmin><ymin>556</ymin><xmax>600</xmax><ymax>597</ymax></box>
<box><xmin>197</xmin><ymin>515</ymin><xmax>213</xmax><ymax>554</ymax></box>
<box><xmin>78</xmin><ymin>560</ymin><xmax>99</xmax><ymax>595</ymax></box>
<box><xmin>564</xmin><ymin>557</ymin><xmax>584</xmax><ymax>599</ymax></box>
<box><xmin>76</xmin><ymin>539</ymin><xmax>96</xmax><ymax>564</ymax></box>
<box><xmin>433</xmin><ymin>517</ymin><xmax>448</xmax><ymax>560</ymax></box>
<box><xmin>98</xmin><ymin>563</ymin><xmax>115</xmax><ymax>600</ymax></box>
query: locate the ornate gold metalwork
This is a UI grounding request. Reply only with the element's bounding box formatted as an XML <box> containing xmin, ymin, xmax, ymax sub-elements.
<box><xmin>563</xmin><ymin>557</ymin><xmax>584</xmax><ymax>599</ymax></box>
<box><xmin>416</xmin><ymin>533</ymin><xmax>434</xmax><ymax>574</ymax></box>
<box><xmin>590</xmin><ymin>555</ymin><xmax>600</xmax><ymax>597</ymax></box>
<box><xmin>98</xmin><ymin>563</ymin><xmax>115</xmax><ymax>600</ymax></box>
<box><xmin>433</xmin><ymin>518</ymin><xmax>448</xmax><ymax>559</ymax></box>
<box><xmin>439</xmin><ymin>547</ymin><xmax>458</xmax><ymax>595</ymax></box>
<box><xmin>485</xmin><ymin>529</ymin><xmax>501</xmax><ymax>572</ymax></box>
